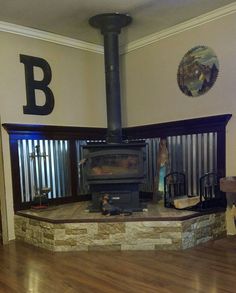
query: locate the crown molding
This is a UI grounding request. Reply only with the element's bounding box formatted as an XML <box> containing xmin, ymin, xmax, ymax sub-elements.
<box><xmin>122</xmin><ymin>2</ymin><xmax>236</xmax><ymax>54</ymax></box>
<box><xmin>0</xmin><ymin>21</ymin><xmax>104</xmax><ymax>54</ymax></box>
<box><xmin>0</xmin><ymin>2</ymin><xmax>236</xmax><ymax>55</ymax></box>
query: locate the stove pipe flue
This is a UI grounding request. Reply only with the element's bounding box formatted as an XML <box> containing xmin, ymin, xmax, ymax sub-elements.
<box><xmin>89</xmin><ymin>13</ymin><xmax>132</xmax><ymax>143</ymax></box>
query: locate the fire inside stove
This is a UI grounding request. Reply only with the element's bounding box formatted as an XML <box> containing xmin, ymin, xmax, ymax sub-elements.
<box><xmin>87</xmin><ymin>150</ymin><xmax>143</xmax><ymax>180</ymax></box>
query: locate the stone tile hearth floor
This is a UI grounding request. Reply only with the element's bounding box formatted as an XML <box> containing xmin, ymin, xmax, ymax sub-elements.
<box><xmin>16</xmin><ymin>200</ymin><xmax>214</xmax><ymax>223</ymax></box>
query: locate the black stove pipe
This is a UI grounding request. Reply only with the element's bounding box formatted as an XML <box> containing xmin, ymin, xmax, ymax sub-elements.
<box><xmin>89</xmin><ymin>13</ymin><xmax>132</xmax><ymax>143</ymax></box>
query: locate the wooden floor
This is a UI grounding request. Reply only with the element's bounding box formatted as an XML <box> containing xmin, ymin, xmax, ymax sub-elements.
<box><xmin>0</xmin><ymin>237</ymin><xmax>236</xmax><ymax>293</ymax></box>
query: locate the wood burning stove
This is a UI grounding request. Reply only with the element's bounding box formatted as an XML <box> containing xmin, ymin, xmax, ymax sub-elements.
<box><xmin>85</xmin><ymin>13</ymin><xmax>146</xmax><ymax>212</ymax></box>
<box><xmin>83</xmin><ymin>143</ymin><xmax>146</xmax><ymax>211</ymax></box>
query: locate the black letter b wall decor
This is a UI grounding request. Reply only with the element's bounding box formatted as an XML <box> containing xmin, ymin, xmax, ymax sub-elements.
<box><xmin>20</xmin><ymin>54</ymin><xmax>55</xmax><ymax>115</ymax></box>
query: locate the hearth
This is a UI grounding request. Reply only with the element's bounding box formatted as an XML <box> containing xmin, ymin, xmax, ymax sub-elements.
<box><xmin>16</xmin><ymin>202</ymin><xmax>226</xmax><ymax>251</ymax></box>
<box><xmin>83</xmin><ymin>13</ymin><xmax>146</xmax><ymax>212</ymax></box>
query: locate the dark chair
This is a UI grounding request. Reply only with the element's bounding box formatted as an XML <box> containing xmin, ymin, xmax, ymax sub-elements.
<box><xmin>199</xmin><ymin>172</ymin><xmax>226</xmax><ymax>210</ymax></box>
<box><xmin>164</xmin><ymin>172</ymin><xmax>186</xmax><ymax>208</ymax></box>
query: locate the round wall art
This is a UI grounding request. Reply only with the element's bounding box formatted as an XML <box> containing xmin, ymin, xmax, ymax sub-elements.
<box><xmin>177</xmin><ymin>45</ymin><xmax>219</xmax><ymax>97</ymax></box>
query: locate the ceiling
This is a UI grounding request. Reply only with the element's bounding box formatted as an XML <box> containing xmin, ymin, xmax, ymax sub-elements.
<box><xmin>0</xmin><ymin>0</ymin><xmax>235</xmax><ymax>46</ymax></box>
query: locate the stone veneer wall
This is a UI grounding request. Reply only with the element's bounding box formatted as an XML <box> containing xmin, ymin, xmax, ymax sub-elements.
<box><xmin>14</xmin><ymin>212</ymin><xmax>226</xmax><ymax>251</ymax></box>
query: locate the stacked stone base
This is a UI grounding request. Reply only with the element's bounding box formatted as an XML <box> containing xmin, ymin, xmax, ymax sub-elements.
<box><xmin>14</xmin><ymin>212</ymin><xmax>226</xmax><ymax>251</ymax></box>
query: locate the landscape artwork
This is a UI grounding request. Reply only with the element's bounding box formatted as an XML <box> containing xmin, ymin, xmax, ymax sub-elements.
<box><xmin>177</xmin><ymin>46</ymin><xmax>219</xmax><ymax>97</ymax></box>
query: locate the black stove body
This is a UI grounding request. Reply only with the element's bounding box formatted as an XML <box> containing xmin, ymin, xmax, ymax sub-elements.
<box><xmin>83</xmin><ymin>143</ymin><xmax>146</xmax><ymax>211</ymax></box>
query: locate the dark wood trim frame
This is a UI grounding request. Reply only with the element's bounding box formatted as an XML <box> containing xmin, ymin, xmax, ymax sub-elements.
<box><xmin>9</xmin><ymin>137</ymin><xmax>22</xmax><ymax>210</ymax></box>
<box><xmin>123</xmin><ymin>114</ymin><xmax>232</xmax><ymax>139</ymax></box>
<box><xmin>2</xmin><ymin>114</ymin><xmax>232</xmax><ymax>211</ymax></box>
<box><xmin>2</xmin><ymin>124</ymin><xmax>107</xmax><ymax>140</ymax></box>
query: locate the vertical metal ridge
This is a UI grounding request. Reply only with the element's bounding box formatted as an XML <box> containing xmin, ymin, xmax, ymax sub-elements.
<box><xmin>45</xmin><ymin>140</ymin><xmax>51</xmax><ymax>197</ymax></box>
<box><xmin>18</xmin><ymin>140</ymin><xmax>25</xmax><ymax>202</ymax></box>
<box><xmin>214</xmin><ymin>132</ymin><xmax>217</xmax><ymax>173</ymax></box>
<box><xmin>192</xmin><ymin>134</ymin><xmax>197</xmax><ymax>195</ymax></box>
<box><xmin>28</xmin><ymin>140</ymin><xmax>34</xmax><ymax>200</ymax></box>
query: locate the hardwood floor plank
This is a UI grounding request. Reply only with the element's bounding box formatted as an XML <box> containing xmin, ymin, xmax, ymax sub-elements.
<box><xmin>0</xmin><ymin>237</ymin><xmax>235</xmax><ymax>292</ymax></box>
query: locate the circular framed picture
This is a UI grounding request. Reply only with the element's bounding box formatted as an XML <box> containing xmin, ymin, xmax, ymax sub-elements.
<box><xmin>177</xmin><ymin>46</ymin><xmax>219</xmax><ymax>97</ymax></box>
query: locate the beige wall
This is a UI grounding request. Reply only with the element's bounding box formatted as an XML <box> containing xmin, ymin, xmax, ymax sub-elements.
<box><xmin>0</xmin><ymin>32</ymin><xmax>106</xmax><ymax>240</ymax></box>
<box><xmin>0</xmin><ymin>32</ymin><xmax>106</xmax><ymax>126</ymax></box>
<box><xmin>122</xmin><ymin>13</ymin><xmax>236</xmax><ymax>177</ymax></box>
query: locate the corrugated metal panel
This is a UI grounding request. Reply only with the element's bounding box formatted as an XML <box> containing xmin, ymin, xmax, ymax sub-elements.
<box><xmin>167</xmin><ymin>132</ymin><xmax>217</xmax><ymax>195</ymax></box>
<box><xmin>137</xmin><ymin>133</ymin><xmax>217</xmax><ymax>195</ymax></box>
<box><xmin>18</xmin><ymin>139</ymin><xmax>71</xmax><ymax>202</ymax></box>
